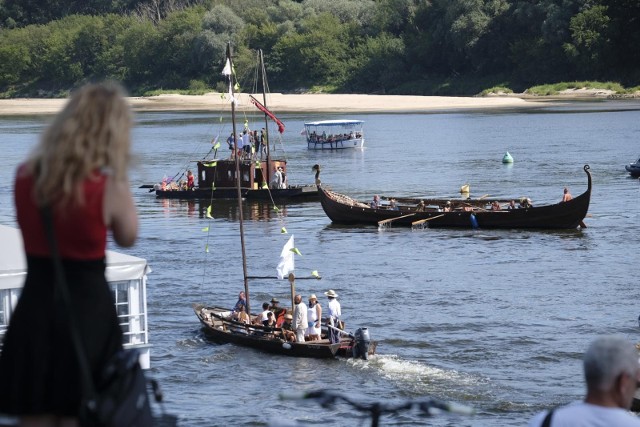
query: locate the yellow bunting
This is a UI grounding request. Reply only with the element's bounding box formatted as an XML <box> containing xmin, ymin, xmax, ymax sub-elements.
<box><xmin>202</xmin><ymin>227</ymin><xmax>209</xmax><ymax>232</ymax></box>
<box><xmin>244</xmin><ymin>119</ymin><xmax>248</xmax><ymax>129</ymax></box>
<box><xmin>255</xmin><ymin>161</ymin><xmax>261</xmax><ymax>168</ymax></box>
<box><xmin>273</xmin><ymin>206</ymin><xmax>280</xmax><ymax>212</ymax></box>
<box><xmin>290</xmin><ymin>247</ymin><xmax>302</xmax><ymax>256</ymax></box>
<box><xmin>205</xmin><ymin>244</ymin><xmax>209</xmax><ymax>253</ymax></box>
<box><xmin>311</xmin><ymin>270</ymin><xmax>320</xmax><ymax>278</ymax></box>
<box><xmin>281</xmin><ymin>227</ymin><xmax>287</xmax><ymax>234</ymax></box>
<box><xmin>262</xmin><ymin>183</ymin><xmax>268</xmax><ymax>189</ymax></box>
<box><xmin>213</xmin><ymin>142</ymin><xmax>221</xmax><ymax>150</ymax></box>
<box><xmin>206</xmin><ymin>205</ymin><xmax>213</xmax><ymax>218</ymax></box>
<box><xmin>234</xmin><ymin>83</ymin><xmax>240</xmax><ymax>91</ymax></box>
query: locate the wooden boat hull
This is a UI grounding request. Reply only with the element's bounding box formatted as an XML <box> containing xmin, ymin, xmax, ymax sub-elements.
<box><xmin>156</xmin><ymin>185</ymin><xmax>319</xmax><ymax>201</ymax></box>
<box><xmin>307</xmin><ymin>137</ymin><xmax>364</xmax><ymax>150</ymax></box>
<box><xmin>193</xmin><ymin>304</ymin><xmax>374</xmax><ymax>359</ymax></box>
<box><xmin>318</xmin><ymin>165</ymin><xmax>592</xmax><ymax>230</ymax></box>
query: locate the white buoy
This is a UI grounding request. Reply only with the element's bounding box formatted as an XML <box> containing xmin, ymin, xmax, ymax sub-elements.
<box><xmin>502</xmin><ymin>151</ymin><xmax>514</xmax><ymax>163</ymax></box>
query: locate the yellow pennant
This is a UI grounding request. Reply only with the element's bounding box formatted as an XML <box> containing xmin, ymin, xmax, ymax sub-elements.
<box><xmin>206</xmin><ymin>205</ymin><xmax>213</xmax><ymax>218</ymax></box>
<box><xmin>290</xmin><ymin>247</ymin><xmax>302</xmax><ymax>256</ymax></box>
<box><xmin>213</xmin><ymin>142</ymin><xmax>221</xmax><ymax>150</ymax></box>
<box><xmin>255</xmin><ymin>161</ymin><xmax>261</xmax><ymax>168</ymax></box>
<box><xmin>280</xmin><ymin>227</ymin><xmax>287</xmax><ymax>234</ymax></box>
<box><xmin>202</xmin><ymin>227</ymin><xmax>209</xmax><ymax>232</ymax></box>
<box><xmin>311</xmin><ymin>270</ymin><xmax>320</xmax><ymax>278</ymax></box>
<box><xmin>273</xmin><ymin>206</ymin><xmax>280</xmax><ymax>213</ymax></box>
<box><xmin>205</xmin><ymin>244</ymin><xmax>209</xmax><ymax>253</ymax></box>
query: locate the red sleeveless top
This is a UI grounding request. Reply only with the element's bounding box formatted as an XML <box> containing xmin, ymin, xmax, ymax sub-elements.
<box><xmin>15</xmin><ymin>164</ymin><xmax>108</xmax><ymax>260</ymax></box>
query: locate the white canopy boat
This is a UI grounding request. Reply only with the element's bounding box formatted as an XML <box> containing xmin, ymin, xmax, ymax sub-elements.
<box><xmin>303</xmin><ymin>119</ymin><xmax>364</xmax><ymax>150</ymax></box>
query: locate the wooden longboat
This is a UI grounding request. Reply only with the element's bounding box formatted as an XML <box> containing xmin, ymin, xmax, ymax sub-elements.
<box><xmin>194</xmin><ymin>305</ymin><xmax>376</xmax><ymax>359</ymax></box>
<box><xmin>316</xmin><ymin>165</ymin><xmax>592</xmax><ymax>229</ymax></box>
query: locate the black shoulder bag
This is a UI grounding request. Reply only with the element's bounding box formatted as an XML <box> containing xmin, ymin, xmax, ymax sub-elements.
<box><xmin>41</xmin><ymin>207</ymin><xmax>154</xmax><ymax>427</ymax></box>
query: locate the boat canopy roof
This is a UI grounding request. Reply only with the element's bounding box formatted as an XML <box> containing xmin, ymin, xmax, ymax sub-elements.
<box><xmin>304</xmin><ymin>120</ymin><xmax>364</xmax><ymax>127</ymax></box>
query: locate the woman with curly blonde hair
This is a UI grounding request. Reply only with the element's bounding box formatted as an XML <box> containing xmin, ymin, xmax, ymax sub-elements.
<box><xmin>0</xmin><ymin>82</ymin><xmax>138</xmax><ymax>426</ymax></box>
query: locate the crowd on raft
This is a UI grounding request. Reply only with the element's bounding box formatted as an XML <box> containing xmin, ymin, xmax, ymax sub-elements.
<box><xmin>307</xmin><ymin>130</ymin><xmax>363</xmax><ymax>144</ymax></box>
<box><xmin>221</xmin><ymin>290</ymin><xmax>345</xmax><ymax>344</ymax></box>
<box><xmin>369</xmin><ymin>194</ymin><xmax>541</xmax><ymax>212</ymax></box>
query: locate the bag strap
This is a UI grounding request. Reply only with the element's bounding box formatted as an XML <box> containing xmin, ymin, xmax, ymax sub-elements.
<box><xmin>541</xmin><ymin>408</ymin><xmax>554</xmax><ymax>427</ymax></box>
<box><xmin>41</xmin><ymin>206</ymin><xmax>98</xmax><ymax>400</ymax></box>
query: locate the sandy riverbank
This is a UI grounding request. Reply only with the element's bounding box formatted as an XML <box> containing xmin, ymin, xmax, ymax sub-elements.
<box><xmin>0</xmin><ymin>89</ymin><xmax>622</xmax><ymax>116</ymax></box>
<box><xmin>0</xmin><ymin>92</ymin><xmax>553</xmax><ymax>116</ymax></box>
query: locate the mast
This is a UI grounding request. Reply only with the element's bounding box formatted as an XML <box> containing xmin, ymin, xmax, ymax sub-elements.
<box><xmin>227</xmin><ymin>42</ymin><xmax>251</xmax><ymax>316</ymax></box>
<box><xmin>259</xmin><ymin>49</ymin><xmax>272</xmax><ymax>186</ymax></box>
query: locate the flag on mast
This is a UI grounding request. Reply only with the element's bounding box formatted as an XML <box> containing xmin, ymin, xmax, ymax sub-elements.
<box><xmin>276</xmin><ymin>235</ymin><xmax>295</xmax><ymax>279</ymax></box>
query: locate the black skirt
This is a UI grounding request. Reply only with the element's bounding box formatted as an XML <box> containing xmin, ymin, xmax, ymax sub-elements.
<box><xmin>0</xmin><ymin>256</ymin><xmax>123</xmax><ymax>416</ymax></box>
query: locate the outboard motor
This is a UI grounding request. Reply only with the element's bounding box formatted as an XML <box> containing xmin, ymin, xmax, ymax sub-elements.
<box><xmin>352</xmin><ymin>327</ymin><xmax>371</xmax><ymax>360</ymax></box>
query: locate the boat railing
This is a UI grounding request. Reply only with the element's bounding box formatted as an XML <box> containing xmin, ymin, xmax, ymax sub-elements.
<box><xmin>279</xmin><ymin>389</ymin><xmax>474</xmax><ymax>427</ymax></box>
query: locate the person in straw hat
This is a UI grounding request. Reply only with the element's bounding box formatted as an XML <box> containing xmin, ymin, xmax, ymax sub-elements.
<box><xmin>324</xmin><ymin>289</ymin><xmax>342</xmax><ymax>344</ymax></box>
<box><xmin>306</xmin><ymin>294</ymin><xmax>322</xmax><ymax>341</ymax></box>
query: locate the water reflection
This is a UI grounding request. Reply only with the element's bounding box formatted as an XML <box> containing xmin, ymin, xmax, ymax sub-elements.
<box><xmin>155</xmin><ymin>197</ymin><xmax>288</xmax><ymax>221</ymax></box>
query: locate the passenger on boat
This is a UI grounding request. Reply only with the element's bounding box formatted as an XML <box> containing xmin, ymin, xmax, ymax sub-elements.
<box><xmin>562</xmin><ymin>187</ymin><xmax>573</xmax><ymax>202</ymax></box>
<box><xmin>186</xmin><ymin>169</ymin><xmax>195</xmax><ymax>189</ymax></box>
<box><xmin>370</xmin><ymin>195</ymin><xmax>381</xmax><ymax>209</ymax></box>
<box><xmin>519</xmin><ymin>197</ymin><xmax>533</xmax><ymax>208</ymax></box>
<box><xmin>507</xmin><ymin>200</ymin><xmax>516</xmax><ymax>210</ymax></box>
<box><xmin>306</xmin><ymin>294</ymin><xmax>322</xmax><ymax>341</ymax></box>
<box><xmin>280</xmin><ymin>167</ymin><xmax>287</xmax><ymax>189</ymax></box>
<box><xmin>232</xmin><ymin>291</ymin><xmax>246</xmax><ymax>313</ymax></box>
<box><xmin>232</xmin><ymin>305</ymin><xmax>251</xmax><ymax>334</ymax></box>
<box><xmin>416</xmin><ymin>200</ymin><xmax>425</xmax><ymax>212</ymax></box>
<box><xmin>491</xmin><ymin>201</ymin><xmax>501</xmax><ymax>211</ymax></box>
<box><xmin>325</xmin><ymin>289</ymin><xmax>342</xmax><ymax>344</ymax></box>
<box><xmin>236</xmin><ymin>133</ymin><xmax>244</xmax><ymax>159</ymax></box>
<box><xmin>242</xmin><ymin>130</ymin><xmax>251</xmax><ymax>158</ymax></box>
<box><xmin>270</xmin><ymin>298</ymin><xmax>286</xmax><ymax>327</ymax></box>
<box><xmin>270</xmin><ymin>167</ymin><xmax>283</xmax><ymax>189</ymax></box>
<box><xmin>293</xmin><ymin>294</ymin><xmax>308</xmax><ymax>343</ymax></box>
<box><xmin>528</xmin><ymin>335</ymin><xmax>640</xmax><ymax>427</ymax></box>
<box><xmin>443</xmin><ymin>201</ymin><xmax>452</xmax><ymax>212</ymax></box>
<box><xmin>255</xmin><ymin>302</ymin><xmax>273</xmax><ymax>325</ymax></box>
<box><xmin>280</xmin><ymin>314</ymin><xmax>296</xmax><ymax>342</ymax></box>
<box><xmin>389</xmin><ymin>199</ymin><xmax>399</xmax><ymax>211</ymax></box>
<box><xmin>227</xmin><ymin>132</ymin><xmax>235</xmax><ymax>158</ymax></box>
<box><xmin>263</xmin><ymin>312</ymin><xmax>277</xmax><ymax>333</ymax></box>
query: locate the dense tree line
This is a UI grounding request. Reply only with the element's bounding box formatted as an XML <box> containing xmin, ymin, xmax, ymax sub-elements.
<box><xmin>0</xmin><ymin>0</ymin><xmax>638</xmax><ymax>97</ymax></box>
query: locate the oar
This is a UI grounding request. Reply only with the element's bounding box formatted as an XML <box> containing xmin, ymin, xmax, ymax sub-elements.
<box><xmin>139</xmin><ymin>184</ymin><xmax>155</xmax><ymax>189</ymax></box>
<box><xmin>478</xmin><ymin>194</ymin><xmax>490</xmax><ymax>200</ymax></box>
<box><xmin>411</xmin><ymin>214</ymin><xmax>445</xmax><ymax>226</ymax></box>
<box><xmin>377</xmin><ymin>213</ymin><xmax>415</xmax><ymax>226</ymax></box>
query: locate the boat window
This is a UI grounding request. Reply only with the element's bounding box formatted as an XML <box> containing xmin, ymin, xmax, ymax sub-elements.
<box><xmin>0</xmin><ymin>288</ymin><xmax>20</xmax><ymax>344</ymax></box>
<box><xmin>110</xmin><ymin>280</ymin><xmax>148</xmax><ymax>346</ymax></box>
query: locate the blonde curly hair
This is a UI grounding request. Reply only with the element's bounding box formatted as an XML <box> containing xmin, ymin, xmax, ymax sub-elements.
<box><xmin>26</xmin><ymin>82</ymin><xmax>132</xmax><ymax>207</ymax></box>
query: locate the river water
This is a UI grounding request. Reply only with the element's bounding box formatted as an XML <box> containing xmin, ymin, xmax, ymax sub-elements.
<box><xmin>1</xmin><ymin>99</ymin><xmax>639</xmax><ymax>426</ymax></box>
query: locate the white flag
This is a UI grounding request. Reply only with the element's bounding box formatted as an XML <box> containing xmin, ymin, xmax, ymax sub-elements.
<box><xmin>221</xmin><ymin>58</ymin><xmax>231</xmax><ymax>76</ymax></box>
<box><xmin>276</xmin><ymin>235</ymin><xmax>295</xmax><ymax>279</ymax></box>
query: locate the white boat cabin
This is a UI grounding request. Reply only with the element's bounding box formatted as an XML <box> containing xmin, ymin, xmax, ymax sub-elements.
<box><xmin>0</xmin><ymin>224</ymin><xmax>152</xmax><ymax>369</ymax></box>
<box><xmin>304</xmin><ymin>119</ymin><xmax>365</xmax><ymax>150</ymax></box>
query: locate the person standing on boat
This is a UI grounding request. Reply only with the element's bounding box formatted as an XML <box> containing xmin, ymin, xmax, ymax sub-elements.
<box><xmin>562</xmin><ymin>187</ymin><xmax>573</xmax><ymax>202</ymax></box>
<box><xmin>0</xmin><ymin>82</ymin><xmax>138</xmax><ymax>425</ymax></box>
<box><xmin>271</xmin><ymin>166</ymin><xmax>283</xmax><ymax>189</ymax></box>
<box><xmin>306</xmin><ymin>294</ymin><xmax>322</xmax><ymax>341</ymax></box>
<box><xmin>528</xmin><ymin>335</ymin><xmax>640</xmax><ymax>427</ymax></box>
<box><xmin>236</xmin><ymin>132</ymin><xmax>244</xmax><ymax>159</ymax></box>
<box><xmin>227</xmin><ymin>132</ymin><xmax>235</xmax><ymax>159</ymax></box>
<box><xmin>259</xmin><ymin>128</ymin><xmax>267</xmax><ymax>159</ymax></box>
<box><xmin>293</xmin><ymin>294</ymin><xmax>308</xmax><ymax>343</ymax></box>
<box><xmin>370</xmin><ymin>195</ymin><xmax>380</xmax><ymax>209</ymax></box>
<box><xmin>242</xmin><ymin>130</ymin><xmax>251</xmax><ymax>159</ymax></box>
<box><xmin>186</xmin><ymin>169</ymin><xmax>195</xmax><ymax>189</ymax></box>
<box><xmin>325</xmin><ymin>289</ymin><xmax>342</xmax><ymax>344</ymax></box>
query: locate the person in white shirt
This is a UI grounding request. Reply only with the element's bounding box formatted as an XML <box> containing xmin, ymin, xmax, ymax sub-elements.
<box><xmin>528</xmin><ymin>335</ymin><xmax>640</xmax><ymax>427</ymax></box>
<box><xmin>325</xmin><ymin>289</ymin><xmax>342</xmax><ymax>344</ymax></box>
<box><xmin>292</xmin><ymin>294</ymin><xmax>308</xmax><ymax>343</ymax></box>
